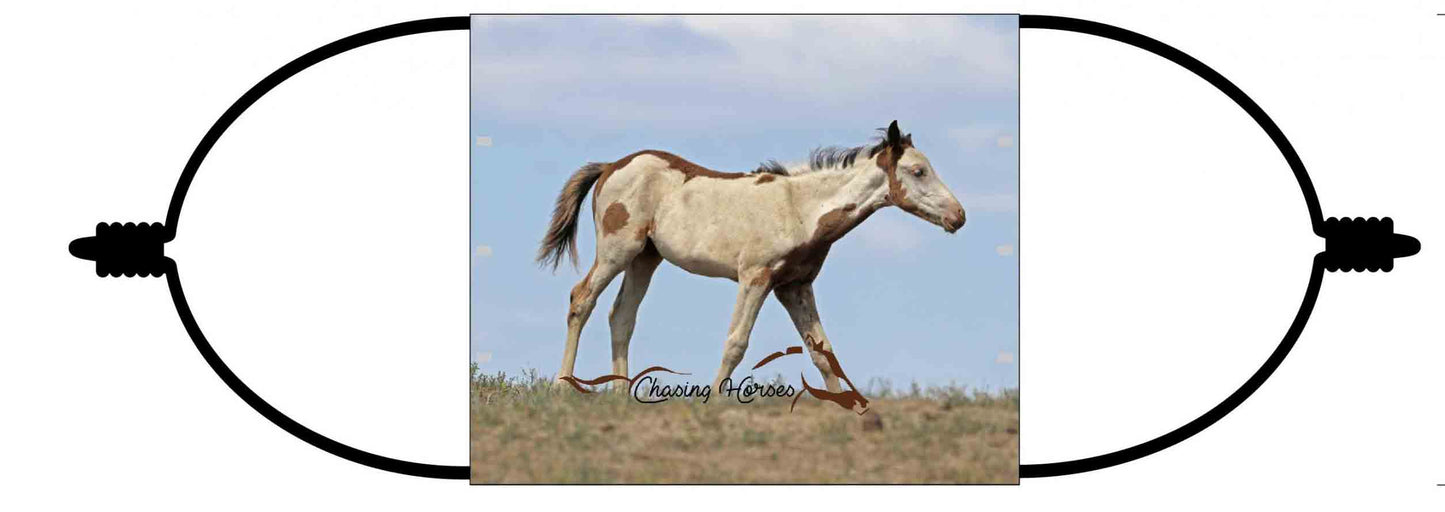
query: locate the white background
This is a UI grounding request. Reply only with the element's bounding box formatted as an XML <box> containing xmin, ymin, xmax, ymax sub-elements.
<box><xmin>2</xmin><ymin>0</ymin><xmax>1441</xmax><ymax>509</ymax></box>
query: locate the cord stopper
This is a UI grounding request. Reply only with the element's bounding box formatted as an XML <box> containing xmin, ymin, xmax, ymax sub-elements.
<box><xmin>1319</xmin><ymin>217</ymin><xmax>1419</xmax><ymax>272</ymax></box>
<box><xmin>69</xmin><ymin>222</ymin><xmax>171</xmax><ymax>277</ymax></box>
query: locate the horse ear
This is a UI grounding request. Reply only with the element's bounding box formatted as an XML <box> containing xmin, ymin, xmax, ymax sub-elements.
<box><xmin>886</xmin><ymin>120</ymin><xmax>902</xmax><ymax>145</ymax></box>
<box><xmin>902</xmin><ymin>133</ymin><xmax>913</xmax><ymax>147</ymax></box>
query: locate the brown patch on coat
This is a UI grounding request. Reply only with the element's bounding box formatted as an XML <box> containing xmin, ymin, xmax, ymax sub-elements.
<box><xmin>749</xmin><ymin>267</ymin><xmax>773</xmax><ymax>288</ymax></box>
<box><xmin>650</xmin><ymin>150</ymin><xmax>747</xmax><ymax>182</ymax></box>
<box><xmin>876</xmin><ymin>147</ymin><xmax>920</xmax><ymax>213</ymax></box>
<box><xmin>754</xmin><ymin>173</ymin><xmax>776</xmax><ymax>185</ymax></box>
<box><xmin>601</xmin><ymin>202</ymin><xmax>630</xmax><ymax>236</ymax></box>
<box><xmin>813</xmin><ymin>203</ymin><xmax>858</xmax><ymax>242</ymax></box>
<box><xmin>774</xmin><ymin>203</ymin><xmax>880</xmax><ymax>285</ymax></box>
<box><xmin>593</xmin><ymin>150</ymin><xmax>747</xmax><ymax>200</ymax></box>
<box><xmin>775</xmin><ymin>243</ymin><xmax>832</xmax><ymax>286</ymax></box>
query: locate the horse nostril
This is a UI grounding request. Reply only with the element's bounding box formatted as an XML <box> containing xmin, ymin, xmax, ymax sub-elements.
<box><xmin>949</xmin><ymin>208</ymin><xmax>966</xmax><ymax>229</ymax></box>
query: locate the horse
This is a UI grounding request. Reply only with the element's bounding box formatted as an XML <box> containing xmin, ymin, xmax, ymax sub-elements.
<box><xmin>536</xmin><ymin>121</ymin><xmax>966</xmax><ymax>394</ymax></box>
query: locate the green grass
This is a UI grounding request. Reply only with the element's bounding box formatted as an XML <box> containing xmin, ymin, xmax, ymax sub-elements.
<box><xmin>469</xmin><ymin>366</ymin><xmax>1019</xmax><ymax>484</ymax></box>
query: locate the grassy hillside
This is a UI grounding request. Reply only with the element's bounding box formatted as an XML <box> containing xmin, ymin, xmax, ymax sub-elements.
<box><xmin>470</xmin><ymin>367</ymin><xmax>1019</xmax><ymax>484</ymax></box>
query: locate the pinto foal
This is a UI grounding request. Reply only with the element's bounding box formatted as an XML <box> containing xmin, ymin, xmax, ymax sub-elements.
<box><xmin>537</xmin><ymin>121</ymin><xmax>966</xmax><ymax>394</ymax></box>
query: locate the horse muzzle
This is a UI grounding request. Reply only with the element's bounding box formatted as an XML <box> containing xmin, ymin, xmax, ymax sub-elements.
<box><xmin>943</xmin><ymin>207</ymin><xmax>966</xmax><ymax>233</ymax></box>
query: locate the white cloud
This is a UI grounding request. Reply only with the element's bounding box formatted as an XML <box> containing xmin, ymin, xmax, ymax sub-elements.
<box><xmin>470</xmin><ymin>16</ymin><xmax>1017</xmax><ymax>125</ymax></box>
<box><xmin>475</xmin><ymin>245</ymin><xmax>494</xmax><ymax>258</ymax></box>
<box><xmin>475</xmin><ymin>136</ymin><xmax>493</xmax><ymax>147</ymax></box>
<box><xmin>474</xmin><ymin>351</ymin><xmax>492</xmax><ymax>364</ymax></box>
<box><xmin>676</xmin><ymin>15</ymin><xmax>1018</xmax><ymax>96</ymax></box>
<box><xmin>995</xmin><ymin>244</ymin><xmax>1014</xmax><ymax>257</ymax></box>
<box><xmin>947</xmin><ymin>125</ymin><xmax>1016</xmax><ymax>149</ymax></box>
<box><xmin>995</xmin><ymin>351</ymin><xmax>1014</xmax><ymax>364</ymax></box>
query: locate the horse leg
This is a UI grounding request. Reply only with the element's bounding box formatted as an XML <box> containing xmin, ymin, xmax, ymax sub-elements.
<box><xmin>774</xmin><ymin>282</ymin><xmax>843</xmax><ymax>393</ymax></box>
<box><xmin>710</xmin><ymin>268</ymin><xmax>772</xmax><ymax>394</ymax></box>
<box><xmin>606</xmin><ymin>243</ymin><xmax>663</xmax><ymax>392</ymax></box>
<box><xmin>555</xmin><ymin>257</ymin><xmax>627</xmax><ymax>388</ymax></box>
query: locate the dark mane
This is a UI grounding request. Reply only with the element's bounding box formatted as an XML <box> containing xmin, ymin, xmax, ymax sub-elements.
<box><xmin>752</xmin><ymin>159</ymin><xmax>788</xmax><ymax>175</ymax></box>
<box><xmin>753</xmin><ymin>124</ymin><xmax>914</xmax><ymax>175</ymax></box>
<box><xmin>809</xmin><ymin>146</ymin><xmax>867</xmax><ymax>171</ymax></box>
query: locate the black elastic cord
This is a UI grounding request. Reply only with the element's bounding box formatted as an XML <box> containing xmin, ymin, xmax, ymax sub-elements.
<box><xmin>165</xmin><ymin>16</ymin><xmax>469</xmax><ymax>235</ymax></box>
<box><xmin>168</xmin><ymin>262</ymin><xmax>469</xmax><ymax>479</ymax></box>
<box><xmin>164</xmin><ymin>16</ymin><xmax>470</xmax><ymax>480</ymax></box>
<box><xmin>1018</xmin><ymin>14</ymin><xmax>1326</xmax><ymax>478</ymax></box>
<box><xmin>157</xmin><ymin>13</ymin><xmax>1331</xmax><ymax>482</ymax></box>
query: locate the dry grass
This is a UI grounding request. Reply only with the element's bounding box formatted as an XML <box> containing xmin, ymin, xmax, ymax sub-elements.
<box><xmin>470</xmin><ymin>367</ymin><xmax>1018</xmax><ymax>484</ymax></box>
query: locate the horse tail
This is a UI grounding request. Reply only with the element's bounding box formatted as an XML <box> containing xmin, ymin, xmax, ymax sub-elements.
<box><xmin>536</xmin><ymin>162</ymin><xmax>606</xmax><ymax>272</ymax></box>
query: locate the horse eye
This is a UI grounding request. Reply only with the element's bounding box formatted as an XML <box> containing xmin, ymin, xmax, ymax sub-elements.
<box><xmin>912</xmin><ymin>167</ymin><xmax>927</xmax><ymax>177</ymax></box>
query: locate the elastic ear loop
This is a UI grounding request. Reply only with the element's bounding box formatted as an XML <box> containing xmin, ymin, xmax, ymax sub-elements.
<box><xmin>1017</xmin><ymin>15</ymin><xmax>1416</xmax><ymax>478</ymax></box>
<box><xmin>166</xmin><ymin>17</ymin><xmax>471</xmax><ymax>480</ymax></box>
<box><xmin>66</xmin><ymin>15</ymin><xmax>1416</xmax><ymax>481</ymax></box>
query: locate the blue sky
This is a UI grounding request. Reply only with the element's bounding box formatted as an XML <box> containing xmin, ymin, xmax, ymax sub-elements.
<box><xmin>471</xmin><ymin>15</ymin><xmax>1018</xmax><ymax>391</ymax></box>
